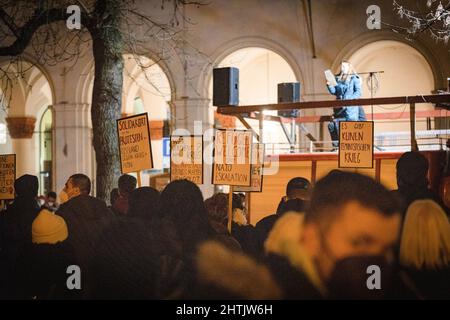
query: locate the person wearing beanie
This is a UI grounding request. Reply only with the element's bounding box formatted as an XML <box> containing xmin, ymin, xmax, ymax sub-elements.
<box><xmin>32</xmin><ymin>209</ymin><xmax>68</xmax><ymax>244</ymax></box>
<box><xmin>27</xmin><ymin>209</ymin><xmax>77</xmax><ymax>299</ymax></box>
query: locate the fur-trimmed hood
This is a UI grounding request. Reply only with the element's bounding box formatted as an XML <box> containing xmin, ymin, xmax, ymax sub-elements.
<box><xmin>264</xmin><ymin>212</ymin><xmax>327</xmax><ymax>296</ymax></box>
<box><xmin>195</xmin><ymin>241</ymin><xmax>282</xmax><ymax>299</ymax></box>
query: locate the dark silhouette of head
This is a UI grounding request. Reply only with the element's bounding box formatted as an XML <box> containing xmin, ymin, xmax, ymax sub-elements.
<box><xmin>396</xmin><ymin>152</ymin><xmax>429</xmax><ymax>190</ymax></box>
<box><xmin>14</xmin><ymin>174</ymin><xmax>39</xmax><ymax>198</ymax></box>
<box><xmin>160</xmin><ymin>180</ymin><xmax>212</xmax><ymax>249</ymax></box>
<box><xmin>286</xmin><ymin>177</ymin><xmax>311</xmax><ymax>200</ymax></box>
<box><xmin>205</xmin><ymin>193</ymin><xmax>228</xmax><ymax>226</ymax></box>
<box><xmin>128</xmin><ymin>187</ymin><xmax>160</xmax><ymax>220</ymax></box>
<box><xmin>68</xmin><ymin>173</ymin><xmax>91</xmax><ymax>196</ymax></box>
<box><xmin>118</xmin><ymin>174</ymin><xmax>137</xmax><ymax>196</ymax></box>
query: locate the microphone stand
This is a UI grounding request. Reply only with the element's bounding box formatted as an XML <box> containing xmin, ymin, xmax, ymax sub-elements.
<box><xmin>358</xmin><ymin>71</ymin><xmax>384</xmax><ymax>120</ymax></box>
<box><xmin>358</xmin><ymin>70</ymin><xmax>384</xmax><ymax>151</ymax></box>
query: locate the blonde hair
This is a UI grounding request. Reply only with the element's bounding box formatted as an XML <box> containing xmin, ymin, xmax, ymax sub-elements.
<box><xmin>338</xmin><ymin>61</ymin><xmax>357</xmax><ymax>82</ymax></box>
<box><xmin>400</xmin><ymin>200</ymin><xmax>450</xmax><ymax>270</ymax></box>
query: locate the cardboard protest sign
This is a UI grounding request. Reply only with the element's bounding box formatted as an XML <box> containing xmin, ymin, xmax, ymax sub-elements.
<box><xmin>117</xmin><ymin>113</ymin><xmax>153</xmax><ymax>174</ymax></box>
<box><xmin>235</xmin><ymin>143</ymin><xmax>264</xmax><ymax>192</ymax></box>
<box><xmin>170</xmin><ymin>135</ymin><xmax>203</xmax><ymax>185</ymax></box>
<box><xmin>0</xmin><ymin>154</ymin><xmax>16</xmax><ymax>200</ymax></box>
<box><xmin>339</xmin><ymin>121</ymin><xmax>374</xmax><ymax>169</ymax></box>
<box><xmin>212</xmin><ymin>129</ymin><xmax>252</xmax><ymax>187</ymax></box>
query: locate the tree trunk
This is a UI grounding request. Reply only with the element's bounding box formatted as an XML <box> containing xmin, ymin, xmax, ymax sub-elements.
<box><xmin>90</xmin><ymin>0</ymin><xmax>124</xmax><ymax>201</ymax></box>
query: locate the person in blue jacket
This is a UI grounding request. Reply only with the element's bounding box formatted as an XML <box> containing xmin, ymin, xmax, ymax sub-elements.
<box><xmin>327</xmin><ymin>61</ymin><xmax>366</xmax><ymax>147</ymax></box>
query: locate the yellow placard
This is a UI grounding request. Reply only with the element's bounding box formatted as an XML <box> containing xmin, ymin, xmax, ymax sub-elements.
<box><xmin>212</xmin><ymin>130</ymin><xmax>252</xmax><ymax>187</ymax></box>
<box><xmin>0</xmin><ymin>154</ymin><xmax>16</xmax><ymax>200</ymax></box>
<box><xmin>170</xmin><ymin>135</ymin><xmax>203</xmax><ymax>185</ymax></box>
<box><xmin>339</xmin><ymin>121</ymin><xmax>374</xmax><ymax>168</ymax></box>
<box><xmin>235</xmin><ymin>143</ymin><xmax>264</xmax><ymax>192</ymax></box>
<box><xmin>117</xmin><ymin>113</ymin><xmax>153</xmax><ymax>174</ymax></box>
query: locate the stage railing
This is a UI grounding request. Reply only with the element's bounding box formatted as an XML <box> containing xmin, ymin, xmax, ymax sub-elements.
<box><xmin>216</xmin><ymin>93</ymin><xmax>450</xmax><ymax>152</ymax></box>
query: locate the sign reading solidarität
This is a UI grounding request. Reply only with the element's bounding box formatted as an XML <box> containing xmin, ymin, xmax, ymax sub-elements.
<box><xmin>212</xmin><ymin>130</ymin><xmax>252</xmax><ymax>187</ymax></box>
<box><xmin>117</xmin><ymin>113</ymin><xmax>153</xmax><ymax>174</ymax></box>
<box><xmin>339</xmin><ymin>121</ymin><xmax>374</xmax><ymax>169</ymax></box>
<box><xmin>0</xmin><ymin>154</ymin><xmax>16</xmax><ymax>200</ymax></box>
<box><xmin>170</xmin><ymin>135</ymin><xmax>203</xmax><ymax>185</ymax></box>
<box><xmin>235</xmin><ymin>143</ymin><xmax>264</xmax><ymax>192</ymax></box>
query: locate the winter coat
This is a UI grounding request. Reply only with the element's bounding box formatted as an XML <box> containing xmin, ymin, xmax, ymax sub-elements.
<box><xmin>393</xmin><ymin>188</ymin><xmax>450</xmax><ymax>217</ymax></box>
<box><xmin>0</xmin><ymin>175</ymin><xmax>40</xmax><ymax>298</ymax></box>
<box><xmin>327</xmin><ymin>74</ymin><xmax>365</xmax><ymax>121</ymax></box>
<box><xmin>56</xmin><ymin>194</ymin><xmax>113</xmax><ymax>299</ymax></box>
<box><xmin>112</xmin><ymin>194</ymin><xmax>129</xmax><ymax>216</ymax></box>
<box><xmin>192</xmin><ymin>241</ymin><xmax>282</xmax><ymax>299</ymax></box>
<box><xmin>20</xmin><ymin>242</ymin><xmax>78</xmax><ymax>299</ymax></box>
<box><xmin>231</xmin><ymin>222</ymin><xmax>259</xmax><ymax>257</ymax></box>
<box><xmin>390</xmin><ymin>266</ymin><xmax>450</xmax><ymax>300</ymax></box>
<box><xmin>210</xmin><ymin>220</ymin><xmax>241</xmax><ymax>252</ymax></box>
<box><xmin>92</xmin><ymin>216</ymin><xmax>192</xmax><ymax>299</ymax></box>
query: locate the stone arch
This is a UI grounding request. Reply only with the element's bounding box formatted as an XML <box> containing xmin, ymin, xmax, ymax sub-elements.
<box><xmin>198</xmin><ymin>36</ymin><xmax>304</xmax><ymax>98</ymax></box>
<box><xmin>330</xmin><ymin>30</ymin><xmax>442</xmax><ymax>89</ymax></box>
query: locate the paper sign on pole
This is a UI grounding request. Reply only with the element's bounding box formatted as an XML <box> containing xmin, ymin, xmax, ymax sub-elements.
<box><xmin>212</xmin><ymin>130</ymin><xmax>252</xmax><ymax>187</ymax></box>
<box><xmin>339</xmin><ymin>121</ymin><xmax>374</xmax><ymax>168</ymax></box>
<box><xmin>0</xmin><ymin>154</ymin><xmax>16</xmax><ymax>200</ymax></box>
<box><xmin>235</xmin><ymin>143</ymin><xmax>264</xmax><ymax>192</ymax></box>
<box><xmin>117</xmin><ymin>113</ymin><xmax>153</xmax><ymax>174</ymax></box>
<box><xmin>170</xmin><ymin>135</ymin><xmax>203</xmax><ymax>185</ymax></box>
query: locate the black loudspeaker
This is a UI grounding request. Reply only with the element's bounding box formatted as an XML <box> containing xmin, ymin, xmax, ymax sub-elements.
<box><xmin>277</xmin><ymin>82</ymin><xmax>300</xmax><ymax>118</ymax></box>
<box><xmin>213</xmin><ymin>67</ymin><xmax>239</xmax><ymax>107</ymax></box>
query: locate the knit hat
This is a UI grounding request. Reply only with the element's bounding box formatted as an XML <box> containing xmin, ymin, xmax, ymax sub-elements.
<box><xmin>32</xmin><ymin>209</ymin><xmax>68</xmax><ymax>244</ymax></box>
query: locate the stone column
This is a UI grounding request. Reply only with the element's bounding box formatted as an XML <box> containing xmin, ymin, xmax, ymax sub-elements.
<box><xmin>53</xmin><ymin>103</ymin><xmax>94</xmax><ymax>194</ymax></box>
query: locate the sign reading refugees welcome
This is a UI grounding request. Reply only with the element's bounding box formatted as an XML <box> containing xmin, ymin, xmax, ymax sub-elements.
<box><xmin>339</xmin><ymin>121</ymin><xmax>374</xmax><ymax>169</ymax></box>
<box><xmin>235</xmin><ymin>143</ymin><xmax>264</xmax><ymax>192</ymax></box>
<box><xmin>117</xmin><ymin>113</ymin><xmax>153</xmax><ymax>174</ymax></box>
<box><xmin>212</xmin><ymin>130</ymin><xmax>252</xmax><ymax>187</ymax></box>
<box><xmin>0</xmin><ymin>154</ymin><xmax>16</xmax><ymax>200</ymax></box>
<box><xmin>170</xmin><ymin>135</ymin><xmax>203</xmax><ymax>185</ymax></box>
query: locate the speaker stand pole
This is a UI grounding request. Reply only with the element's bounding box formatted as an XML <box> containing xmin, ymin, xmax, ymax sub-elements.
<box><xmin>290</xmin><ymin>118</ymin><xmax>296</xmax><ymax>153</ymax></box>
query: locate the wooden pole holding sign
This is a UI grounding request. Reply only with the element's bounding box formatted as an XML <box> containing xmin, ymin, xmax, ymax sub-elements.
<box><xmin>136</xmin><ymin>171</ymin><xmax>142</xmax><ymax>187</ymax></box>
<box><xmin>228</xmin><ymin>186</ymin><xmax>233</xmax><ymax>234</ymax></box>
<box><xmin>410</xmin><ymin>102</ymin><xmax>418</xmax><ymax>152</ymax></box>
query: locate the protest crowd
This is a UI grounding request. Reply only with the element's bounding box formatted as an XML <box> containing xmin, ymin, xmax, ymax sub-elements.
<box><xmin>0</xmin><ymin>151</ymin><xmax>449</xmax><ymax>300</ymax></box>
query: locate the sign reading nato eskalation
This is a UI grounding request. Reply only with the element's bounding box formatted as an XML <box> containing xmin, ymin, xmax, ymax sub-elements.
<box><xmin>338</xmin><ymin>121</ymin><xmax>374</xmax><ymax>169</ymax></box>
<box><xmin>117</xmin><ymin>113</ymin><xmax>153</xmax><ymax>174</ymax></box>
<box><xmin>212</xmin><ymin>129</ymin><xmax>252</xmax><ymax>187</ymax></box>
